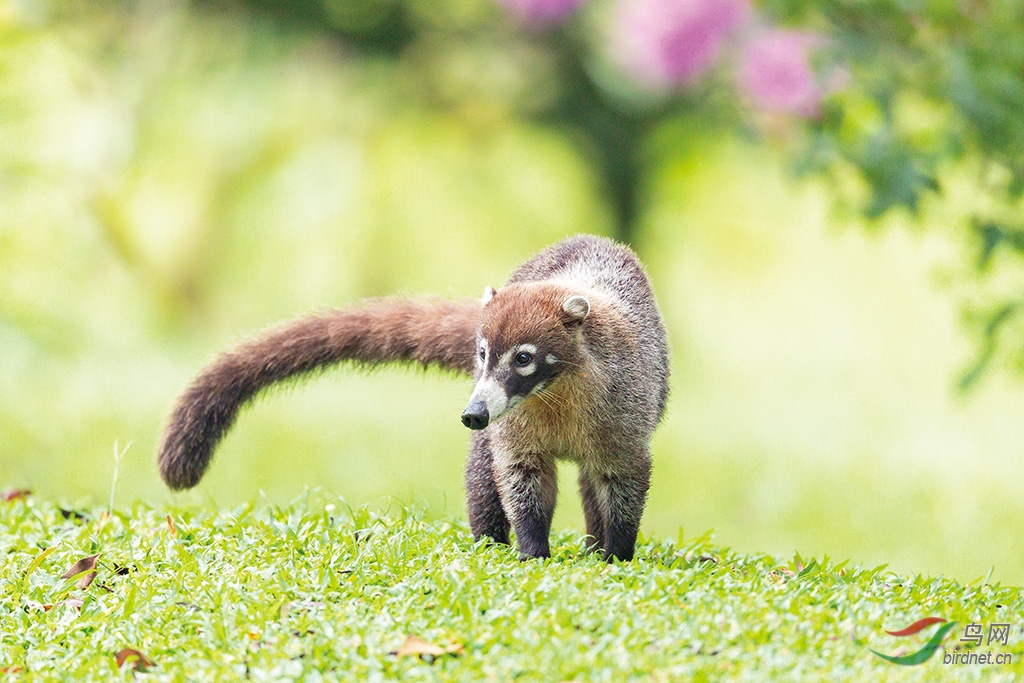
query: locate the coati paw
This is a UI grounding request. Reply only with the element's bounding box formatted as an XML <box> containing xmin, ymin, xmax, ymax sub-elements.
<box><xmin>473</xmin><ymin>532</ymin><xmax>511</xmax><ymax>547</ymax></box>
<box><xmin>517</xmin><ymin>548</ymin><xmax>551</xmax><ymax>561</ymax></box>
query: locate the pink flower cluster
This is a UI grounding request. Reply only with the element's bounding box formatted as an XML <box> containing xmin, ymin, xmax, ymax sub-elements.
<box><xmin>612</xmin><ymin>0</ymin><xmax>750</xmax><ymax>87</ymax></box>
<box><xmin>737</xmin><ymin>30</ymin><xmax>826</xmax><ymax>117</ymax></box>
<box><xmin>495</xmin><ymin>0</ymin><xmax>833</xmax><ymax>118</ymax></box>
<box><xmin>612</xmin><ymin>0</ymin><xmax>827</xmax><ymax>116</ymax></box>
<box><xmin>495</xmin><ymin>0</ymin><xmax>585</xmax><ymax>26</ymax></box>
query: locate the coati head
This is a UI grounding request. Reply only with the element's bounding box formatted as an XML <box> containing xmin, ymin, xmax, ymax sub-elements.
<box><xmin>461</xmin><ymin>283</ymin><xmax>589</xmax><ymax>430</ymax></box>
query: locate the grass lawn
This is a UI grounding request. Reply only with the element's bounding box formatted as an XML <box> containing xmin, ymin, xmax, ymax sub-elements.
<box><xmin>2</xmin><ymin>493</ymin><xmax>1022</xmax><ymax>681</ymax></box>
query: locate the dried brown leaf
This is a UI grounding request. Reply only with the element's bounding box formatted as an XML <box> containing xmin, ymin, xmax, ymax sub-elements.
<box><xmin>60</xmin><ymin>554</ymin><xmax>99</xmax><ymax>589</ymax></box>
<box><xmin>280</xmin><ymin>600</ymin><xmax>325</xmax><ymax>618</ymax></box>
<box><xmin>41</xmin><ymin>598</ymin><xmax>84</xmax><ymax>612</ymax></box>
<box><xmin>392</xmin><ymin>635</ymin><xmax>465</xmax><ymax>660</ymax></box>
<box><xmin>1</xmin><ymin>489</ymin><xmax>31</xmax><ymax>502</ymax></box>
<box><xmin>115</xmin><ymin>648</ymin><xmax>154</xmax><ymax>671</ymax></box>
<box><xmin>62</xmin><ymin>598</ymin><xmax>84</xmax><ymax>611</ymax></box>
<box><xmin>166</xmin><ymin>515</ymin><xmax>177</xmax><ymax>537</ymax></box>
<box><xmin>59</xmin><ymin>507</ymin><xmax>87</xmax><ymax>520</ymax></box>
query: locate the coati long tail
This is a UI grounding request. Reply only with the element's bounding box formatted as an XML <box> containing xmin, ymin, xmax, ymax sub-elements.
<box><xmin>158</xmin><ymin>298</ymin><xmax>482</xmax><ymax>490</ymax></box>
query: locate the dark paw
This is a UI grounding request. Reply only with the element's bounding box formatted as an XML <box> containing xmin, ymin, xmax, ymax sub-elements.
<box><xmin>517</xmin><ymin>546</ymin><xmax>551</xmax><ymax>561</ymax></box>
<box><xmin>474</xmin><ymin>532</ymin><xmax>511</xmax><ymax>547</ymax></box>
<box><xmin>602</xmin><ymin>547</ymin><xmax>635</xmax><ymax>563</ymax></box>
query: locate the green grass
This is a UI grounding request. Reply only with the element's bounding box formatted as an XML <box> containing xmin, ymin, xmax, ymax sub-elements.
<box><xmin>2</xmin><ymin>494</ymin><xmax>1022</xmax><ymax>682</ymax></box>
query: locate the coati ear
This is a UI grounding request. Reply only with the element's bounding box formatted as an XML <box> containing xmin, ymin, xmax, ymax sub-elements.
<box><xmin>562</xmin><ymin>295</ymin><xmax>590</xmax><ymax>322</ymax></box>
<box><xmin>481</xmin><ymin>286</ymin><xmax>496</xmax><ymax>306</ymax></box>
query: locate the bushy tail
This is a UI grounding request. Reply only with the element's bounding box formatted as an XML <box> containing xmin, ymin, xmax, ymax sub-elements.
<box><xmin>158</xmin><ymin>297</ymin><xmax>481</xmax><ymax>490</ymax></box>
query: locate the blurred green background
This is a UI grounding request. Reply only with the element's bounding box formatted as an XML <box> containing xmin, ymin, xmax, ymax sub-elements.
<box><xmin>3</xmin><ymin>0</ymin><xmax>1024</xmax><ymax>583</ymax></box>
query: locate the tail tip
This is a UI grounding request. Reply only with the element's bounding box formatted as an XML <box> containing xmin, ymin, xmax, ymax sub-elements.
<box><xmin>157</xmin><ymin>440</ymin><xmax>208</xmax><ymax>491</ymax></box>
<box><xmin>159</xmin><ymin>459</ymin><xmax>201</xmax><ymax>491</ymax></box>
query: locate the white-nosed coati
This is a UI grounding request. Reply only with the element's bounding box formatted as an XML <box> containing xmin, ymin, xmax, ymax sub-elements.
<box><xmin>158</xmin><ymin>235</ymin><xmax>670</xmax><ymax>561</ymax></box>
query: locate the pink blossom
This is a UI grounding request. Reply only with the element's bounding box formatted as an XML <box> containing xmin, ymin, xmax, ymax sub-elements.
<box><xmin>739</xmin><ymin>30</ymin><xmax>825</xmax><ymax>117</ymax></box>
<box><xmin>497</xmin><ymin>0</ymin><xmax>585</xmax><ymax>26</ymax></box>
<box><xmin>612</xmin><ymin>0</ymin><xmax>749</xmax><ymax>88</ymax></box>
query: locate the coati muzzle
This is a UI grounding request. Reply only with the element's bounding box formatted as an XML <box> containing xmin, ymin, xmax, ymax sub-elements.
<box><xmin>461</xmin><ymin>400</ymin><xmax>489</xmax><ymax>430</ymax></box>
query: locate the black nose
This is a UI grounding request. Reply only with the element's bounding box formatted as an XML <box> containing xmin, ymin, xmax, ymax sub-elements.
<box><xmin>461</xmin><ymin>401</ymin><xmax>489</xmax><ymax>430</ymax></box>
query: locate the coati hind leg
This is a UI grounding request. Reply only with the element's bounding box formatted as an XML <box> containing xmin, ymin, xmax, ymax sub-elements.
<box><xmin>491</xmin><ymin>453</ymin><xmax>558</xmax><ymax>560</ymax></box>
<box><xmin>580</xmin><ymin>454</ymin><xmax>651</xmax><ymax>562</ymax></box>
<box><xmin>465</xmin><ymin>432</ymin><xmax>511</xmax><ymax>546</ymax></box>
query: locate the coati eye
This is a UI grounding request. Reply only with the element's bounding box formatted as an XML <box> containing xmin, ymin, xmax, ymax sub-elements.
<box><xmin>478</xmin><ymin>347</ymin><xmax>486</xmax><ymax>361</ymax></box>
<box><xmin>514</xmin><ymin>351</ymin><xmax>533</xmax><ymax>366</ymax></box>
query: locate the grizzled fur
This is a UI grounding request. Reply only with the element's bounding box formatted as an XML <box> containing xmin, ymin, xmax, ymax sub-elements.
<box><xmin>465</xmin><ymin>236</ymin><xmax>669</xmax><ymax>561</ymax></box>
<box><xmin>158</xmin><ymin>298</ymin><xmax>481</xmax><ymax>490</ymax></box>
<box><xmin>157</xmin><ymin>235</ymin><xmax>670</xmax><ymax>562</ymax></box>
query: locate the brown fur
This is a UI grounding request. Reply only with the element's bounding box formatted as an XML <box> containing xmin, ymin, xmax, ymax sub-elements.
<box><xmin>463</xmin><ymin>236</ymin><xmax>669</xmax><ymax>561</ymax></box>
<box><xmin>157</xmin><ymin>235</ymin><xmax>669</xmax><ymax>562</ymax></box>
<box><xmin>490</xmin><ymin>286</ymin><xmax>630</xmax><ymax>460</ymax></box>
<box><xmin>158</xmin><ymin>298</ymin><xmax>480</xmax><ymax>490</ymax></box>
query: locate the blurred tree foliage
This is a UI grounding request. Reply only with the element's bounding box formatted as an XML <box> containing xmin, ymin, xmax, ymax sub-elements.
<box><xmin>3</xmin><ymin>0</ymin><xmax>1024</xmax><ymax>385</ymax></box>
<box><xmin>779</xmin><ymin>0</ymin><xmax>1024</xmax><ymax>389</ymax></box>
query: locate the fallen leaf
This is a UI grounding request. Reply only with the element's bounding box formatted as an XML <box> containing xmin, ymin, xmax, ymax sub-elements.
<box><xmin>0</xmin><ymin>666</ymin><xmax>24</xmax><ymax>674</ymax></box>
<box><xmin>392</xmin><ymin>634</ymin><xmax>465</xmax><ymax>660</ymax></box>
<box><xmin>166</xmin><ymin>515</ymin><xmax>177</xmax><ymax>537</ymax></box>
<box><xmin>41</xmin><ymin>598</ymin><xmax>83</xmax><ymax>612</ymax></box>
<box><xmin>683</xmin><ymin>552</ymin><xmax>718</xmax><ymax>564</ymax></box>
<box><xmin>115</xmin><ymin>649</ymin><xmax>154</xmax><ymax>672</ymax></box>
<box><xmin>1</xmin><ymin>489</ymin><xmax>31</xmax><ymax>502</ymax></box>
<box><xmin>280</xmin><ymin>600</ymin><xmax>325</xmax><ymax>618</ymax></box>
<box><xmin>60</xmin><ymin>554</ymin><xmax>99</xmax><ymax>590</ymax></box>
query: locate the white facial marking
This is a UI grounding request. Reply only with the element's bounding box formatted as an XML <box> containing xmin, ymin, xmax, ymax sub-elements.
<box><xmin>497</xmin><ymin>349</ymin><xmax>514</xmax><ymax>371</ymax></box>
<box><xmin>545</xmin><ymin>354</ymin><xmax>557</xmax><ymax>365</ymax></box>
<box><xmin>513</xmin><ymin>343</ymin><xmax>538</xmax><ymax>376</ymax></box>
<box><xmin>468</xmin><ymin>378</ymin><xmax>508</xmax><ymax>421</ymax></box>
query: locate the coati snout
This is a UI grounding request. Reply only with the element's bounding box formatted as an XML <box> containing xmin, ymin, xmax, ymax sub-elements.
<box><xmin>461</xmin><ymin>400</ymin><xmax>489</xmax><ymax>430</ymax></box>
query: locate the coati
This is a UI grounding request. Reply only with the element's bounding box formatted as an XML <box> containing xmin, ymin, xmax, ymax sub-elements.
<box><xmin>158</xmin><ymin>234</ymin><xmax>670</xmax><ymax>561</ymax></box>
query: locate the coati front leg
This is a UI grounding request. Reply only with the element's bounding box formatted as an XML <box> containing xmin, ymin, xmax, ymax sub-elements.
<box><xmin>492</xmin><ymin>451</ymin><xmax>558</xmax><ymax>560</ymax></box>
<box><xmin>580</xmin><ymin>454</ymin><xmax>651</xmax><ymax>562</ymax></box>
<box><xmin>465</xmin><ymin>432</ymin><xmax>510</xmax><ymax>546</ymax></box>
<box><xmin>578</xmin><ymin>471</ymin><xmax>606</xmax><ymax>553</ymax></box>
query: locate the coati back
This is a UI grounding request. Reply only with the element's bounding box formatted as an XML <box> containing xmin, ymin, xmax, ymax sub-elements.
<box><xmin>158</xmin><ymin>234</ymin><xmax>669</xmax><ymax>561</ymax></box>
